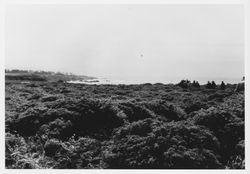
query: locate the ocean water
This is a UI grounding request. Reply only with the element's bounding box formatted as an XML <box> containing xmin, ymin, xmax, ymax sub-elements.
<box><xmin>67</xmin><ymin>76</ymin><xmax>242</xmax><ymax>85</ymax></box>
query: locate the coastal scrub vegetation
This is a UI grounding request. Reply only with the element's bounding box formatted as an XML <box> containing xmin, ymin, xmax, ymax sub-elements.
<box><xmin>5</xmin><ymin>77</ymin><xmax>244</xmax><ymax>169</ymax></box>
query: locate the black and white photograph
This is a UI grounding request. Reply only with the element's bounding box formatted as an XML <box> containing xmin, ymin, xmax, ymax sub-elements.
<box><xmin>3</xmin><ymin>1</ymin><xmax>246</xmax><ymax>171</ymax></box>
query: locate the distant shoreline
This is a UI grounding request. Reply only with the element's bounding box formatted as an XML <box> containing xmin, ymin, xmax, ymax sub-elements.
<box><xmin>5</xmin><ymin>68</ymin><xmax>242</xmax><ymax>85</ymax></box>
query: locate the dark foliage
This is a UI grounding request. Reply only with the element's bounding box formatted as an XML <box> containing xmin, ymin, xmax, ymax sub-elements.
<box><xmin>5</xmin><ymin>80</ymin><xmax>244</xmax><ymax>169</ymax></box>
<box><xmin>105</xmin><ymin>120</ymin><xmax>222</xmax><ymax>169</ymax></box>
<box><xmin>192</xmin><ymin>80</ymin><xmax>200</xmax><ymax>88</ymax></box>
<box><xmin>177</xmin><ymin>80</ymin><xmax>190</xmax><ymax>89</ymax></box>
<box><xmin>220</xmin><ymin>81</ymin><xmax>226</xmax><ymax>90</ymax></box>
<box><xmin>206</xmin><ymin>81</ymin><xmax>216</xmax><ymax>89</ymax></box>
<box><xmin>5</xmin><ymin>69</ymin><xmax>94</xmax><ymax>82</ymax></box>
<box><xmin>192</xmin><ymin>106</ymin><xmax>244</xmax><ymax>164</ymax></box>
<box><xmin>5</xmin><ymin>74</ymin><xmax>47</xmax><ymax>81</ymax></box>
<box><xmin>44</xmin><ymin>139</ymin><xmax>62</xmax><ymax>157</ymax></box>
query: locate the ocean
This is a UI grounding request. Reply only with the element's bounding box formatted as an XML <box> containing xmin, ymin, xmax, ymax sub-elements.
<box><xmin>67</xmin><ymin>76</ymin><xmax>242</xmax><ymax>85</ymax></box>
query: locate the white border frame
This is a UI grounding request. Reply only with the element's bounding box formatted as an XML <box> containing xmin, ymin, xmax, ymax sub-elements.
<box><xmin>0</xmin><ymin>0</ymin><xmax>248</xmax><ymax>174</ymax></box>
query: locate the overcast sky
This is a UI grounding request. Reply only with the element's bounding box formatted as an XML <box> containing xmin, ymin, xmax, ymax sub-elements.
<box><xmin>5</xmin><ymin>4</ymin><xmax>244</xmax><ymax>83</ymax></box>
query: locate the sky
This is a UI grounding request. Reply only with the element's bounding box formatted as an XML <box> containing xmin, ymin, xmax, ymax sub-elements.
<box><xmin>5</xmin><ymin>4</ymin><xmax>244</xmax><ymax>84</ymax></box>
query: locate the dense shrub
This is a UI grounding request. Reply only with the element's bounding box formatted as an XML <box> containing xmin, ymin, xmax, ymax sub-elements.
<box><xmin>5</xmin><ymin>133</ymin><xmax>55</xmax><ymax>169</ymax></box>
<box><xmin>206</xmin><ymin>81</ymin><xmax>216</xmax><ymax>89</ymax></box>
<box><xmin>192</xmin><ymin>107</ymin><xmax>244</xmax><ymax>164</ymax></box>
<box><xmin>191</xmin><ymin>80</ymin><xmax>200</xmax><ymax>88</ymax></box>
<box><xmin>9</xmin><ymin>98</ymin><xmax>125</xmax><ymax>139</ymax></box>
<box><xmin>226</xmin><ymin>140</ymin><xmax>245</xmax><ymax>169</ymax></box>
<box><xmin>113</xmin><ymin>118</ymin><xmax>153</xmax><ymax>138</ymax></box>
<box><xmin>118</xmin><ymin>101</ymin><xmax>155</xmax><ymax>122</ymax></box>
<box><xmin>220</xmin><ymin>81</ymin><xmax>226</xmax><ymax>90</ymax></box>
<box><xmin>44</xmin><ymin>139</ymin><xmax>62</xmax><ymax>157</ymax></box>
<box><xmin>220</xmin><ymin>94</ymin><xmax>244</xmax><ymax>119</ymax></box>
<box><xmin>141</xmin><ymin>100</ymin><xmax>186</xmax><ymax>121</ymax></box>
<box><xmin>177</xmin><ymin>80</ymin><xmax>190</xmax><ymax>89</ymax></box>
<box><xmin>104</xmin><ymin>120</ymin><xmax>222</xmax><ymax>169</ymax></box>
<box><xmin>52</xmin><ymin>137</ymin><xmax>102</xmax><ymax>169</ymax></box>
<box><xmin>39</xmin><ymin>118</ymin><xmax>74</xmax><ymax>140</ymax></box>
<box><xmin>67</xmin><ymin>98</ymin><xmax>125</xmax><ymax>138</ymax></box>
<box><xmin>5</xmin><ymin>81</ymin><xmax>244</xmax><ymax>169</ymax></box>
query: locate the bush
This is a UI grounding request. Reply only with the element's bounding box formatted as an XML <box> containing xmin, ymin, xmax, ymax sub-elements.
<box><xmin>226</xmin><ymin>140</ymin><xmax>245</xmax><ymax>169</ymax></box>
<box><xmin>113</xmin><ymin>118</ymin><xmax>153</xmax><ymax>138</ymax></box>
<box><xmin>118</xmin><ymin>101</ymin><xmax>155</xmax><ymax>122</ymax></box>
<box><xmin>53</xmin><ymin>137</ymin><xmax>102</xmax><ymax>169</ymax></box>
<box><xmin>104</xmin><ymin>121</ymin><xmax>222</xmax><ymax>169</ymax></box>
<box><xmin>192</xmin><ymin>107</ymin><xmax>244</xmax><ymax>164</ymax></box>
<box><xmin>5</xmin><ymin>81</ymin><xmax>244</xmax><ymax>169</ymax></box>
<box><xmin>38</xmin><ymin>118</ymin><xmax>74</xmax><ymax>140</ymax></box>
<box><xmin>5</xmin><ymin>133</ymin><xmax>54</xmax><ymax>169</ymax></box>
<box><xmin>184</xmin><ymin>99</ymin><xmax>206</xmax><ymax>114</ymax></box>
<box><xmin>206</xmin><ymin>81</ymin><xmax>216</xmax><ymax>89</ymax></box>
<box><xmin>69</xmin><ymin>99</ymin><xmax>125</xmax><ymax>138</ymax></box>
<box><xmin>177</xmin><ymin>80</ymin><xmax>190</xmax><ymax>89</ymax></box>
<box><xmin>141</xmin><ymin>100</ymin><xmax>186</xmax><ymax>121</ymax></box>
<box><xmin>10</xmin><ymin>98</ymin><xmax>125</xmax><ymax>139</ymax></box>
<box><xmin>220</xmin><ymin>81</ymin><xmax>226</xmax><ymax>90</ymax></box>
<box><xmin>44</xmin><ymin>139</ymin><xmax>62</xmax><ymax>157</ymax></box>
<box><xmin>191</xmin><ymin>80</ymin><xmax>200</xmax><ymax>88</ymax></box>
